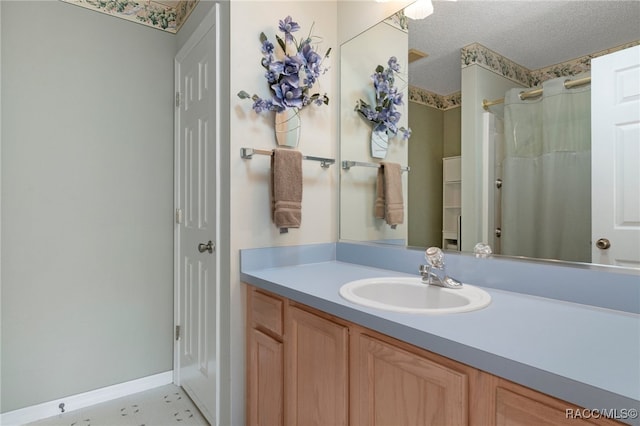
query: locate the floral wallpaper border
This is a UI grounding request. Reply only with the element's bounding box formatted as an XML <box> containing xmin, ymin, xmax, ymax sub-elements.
<box><xmin>384</xmin><ymin>10</ymin><xmax>409</xmax><ymax>33</ymax></box>
<box><xmin>409</xmin><ymin>87</ymin><xmax>461</xmax><ymax>111</ymax></box>
<box><xmin>461</xmin><ymin>41</ymin><xmax>640</xmax><ymax>88</ymax></box>
<box><xmin>529</xmin><ymin>40</ymin><xmax>640</xmax><ymax>86</ymax></box>
<box><xmin>60</xmin><ymin>0</ymin><xmax>199</xmax><ymax>33</ymax></box>
<box><xmin>460</xmin><ymin>43</ymin><xmax>531</xmax><ymax>87</ymax></box>
<box><xmin>412</xmin><ymin>39</ymin><xmax>639</xmax><ymax>110</ymax></box>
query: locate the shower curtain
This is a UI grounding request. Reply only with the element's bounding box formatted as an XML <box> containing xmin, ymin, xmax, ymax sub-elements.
<box><xmin>501</xmin><ymin>75</ymin><xmax>591</xmax><ymax>263</ymax></box>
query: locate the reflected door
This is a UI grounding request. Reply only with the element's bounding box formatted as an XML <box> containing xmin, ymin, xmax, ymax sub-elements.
<box><xmin>591</xmin><ymin>45</ymin><xmax>640</xmax><ymax>267</ymax></box>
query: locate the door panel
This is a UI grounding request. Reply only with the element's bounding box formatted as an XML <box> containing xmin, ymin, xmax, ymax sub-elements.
<box><xmin>591</xmin><ymin>45</ymin><xmax>640</xmax><ymax>267</ymax></box>
<box><xmin>175</xmin><ymin>13</ymin><xmax>218</xmax><ymax>424</ymax></box>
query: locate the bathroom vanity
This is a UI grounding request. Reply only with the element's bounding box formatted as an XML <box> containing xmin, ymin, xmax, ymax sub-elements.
<box><xmin>241</xmin><ymin>243</ymin><xmax>640</xmax><ymax>426</ymax></box>
<box><xmin>247</xmin><ymin>286</ymin><xmax>623</xmax><ymax>426</ymax></box>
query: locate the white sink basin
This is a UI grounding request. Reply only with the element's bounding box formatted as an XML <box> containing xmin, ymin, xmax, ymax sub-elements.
<box><xmin>339</xmin><ymin>277</ymin><xmax>491</xmax><ymax>314</ymax></box>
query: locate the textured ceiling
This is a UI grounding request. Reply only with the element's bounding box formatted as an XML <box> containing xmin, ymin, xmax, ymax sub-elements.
<box><xmin>408</xmin><ymin>0</ymin><xmax>640</xmax><ymax>94</ymax></box>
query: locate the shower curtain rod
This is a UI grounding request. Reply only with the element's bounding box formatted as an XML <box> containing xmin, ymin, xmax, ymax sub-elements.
<box><xmin>482</xmin><ymin>76</ymin><xmax>591</xmax><ymax>111</ymax></box>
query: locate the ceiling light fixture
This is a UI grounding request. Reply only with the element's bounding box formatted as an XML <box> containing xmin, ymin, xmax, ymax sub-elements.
<box><xmin>404</xmin><ymin>0</ymin><xmax>434</xmax><ymax>20</ymax></box>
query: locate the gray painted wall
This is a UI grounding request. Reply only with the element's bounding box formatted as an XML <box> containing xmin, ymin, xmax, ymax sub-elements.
<box><xmin>1</xmin><ymin>1</ymin><xmax>176</xmax><ymax>412</ymax></box>
<box><xmin>176</xmin><ymin>0</ymin><xmax>215</xmax><ymax>49</ymax></box>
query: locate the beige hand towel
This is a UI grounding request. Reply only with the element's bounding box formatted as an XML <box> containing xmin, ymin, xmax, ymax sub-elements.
<box><xmin>271</xmin><ymin>148</ymin><xmax>303</xmax><ymax>230</ymax></box>
<box><xmin>375</xmin><ymin>166</ymin><xmax>386</xmax><ymax>220</ymax></box>
<box><xmin>375</xmin><ymin>162</ymin><xmax>404</xmax><ymax>228</ymax></box>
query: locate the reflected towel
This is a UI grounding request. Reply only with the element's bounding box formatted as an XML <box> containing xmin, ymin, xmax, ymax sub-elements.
<box><xmin>375</xmin><ymin>167</ymin><xmax>386</xmax><ymax>220</ymax></box>
<box><xmin>271</xmin><ymin>148</ymin><xmax>303</xmax><ymax>230</ymax></box>
<box><xmin>375</xmin><ymin>161</ymin><xmax>404</xmax><ymax>228</ymax></box>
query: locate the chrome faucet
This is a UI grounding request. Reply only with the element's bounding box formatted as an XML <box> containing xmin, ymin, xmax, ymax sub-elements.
<box><xmin>419</xmin><ymin>247</ymin><xmax>463</xmax><ymax>289</ymax></box>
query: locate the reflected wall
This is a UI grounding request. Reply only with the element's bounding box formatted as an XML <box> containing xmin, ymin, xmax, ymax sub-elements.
<box><xmin>407</xmin><ymin>103</ymin><xmax>461</xmax><ymax>248</ymax></box>
<box><xmin>340</xmin><ymin>19</ymin><xmax>409</xmax><ymax>244</ymax></box>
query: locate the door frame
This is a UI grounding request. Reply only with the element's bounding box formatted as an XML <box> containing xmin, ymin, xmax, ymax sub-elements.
<box><xmin>173</xmin><ymin>3</ymin><xmax>219</xmax><ymax>389</ymax></box>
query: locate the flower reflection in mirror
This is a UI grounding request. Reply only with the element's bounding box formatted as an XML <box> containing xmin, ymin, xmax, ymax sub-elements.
<box><xmin>355</xmin><ymin>56</ymin><xmax>412</xmax><ymax>142</ymax></box>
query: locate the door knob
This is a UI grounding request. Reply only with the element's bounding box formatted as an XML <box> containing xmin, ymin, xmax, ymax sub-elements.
<box><xmin>595</xmin><ymin>238</ymin><xmax>611</xmax><ymax>250</ymax></box>
<box><xmin>198</xmin><ymin>240</ymin><xmax>214</xmax><ymax>253</ymax></box>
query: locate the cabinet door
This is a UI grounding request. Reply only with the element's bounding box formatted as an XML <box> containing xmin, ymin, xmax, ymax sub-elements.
<box><xmin>355</xmin><ymin>334</ymin><xmax>468</xmax><ymax>426</ymax></box>
<box><xmin>286</xmin><ymin>306</ymin><xmax>349</xmax><ymax>426</ymax></box>
<box><xmin>494</xmin><ymin>380</ymin><xmax>623</xmax><ymax>426</ymax></box>
<box><xmin>247</xmin><ymin>329</ymin><xmax>284</xmax><ymax>426</ymax></box>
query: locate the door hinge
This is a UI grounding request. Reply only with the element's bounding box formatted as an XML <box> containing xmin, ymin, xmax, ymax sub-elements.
<box><xmin>175</xmin><ymin>92</ymin><xmax>181</xmax><ymax>108</ymax></box>
<box><xmin>175</xmin><ymin>325</ymin><xmax>181</xmax><ymax>341</ymax></box>
<box><xmin>175</xmin><ymin>208</ymin><xmax>183</xmax><ymax>224</ymax></box>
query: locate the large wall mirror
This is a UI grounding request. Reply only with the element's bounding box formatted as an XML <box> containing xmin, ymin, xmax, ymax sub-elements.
<box><xmin>339</xmin><ymin>1</ymin><xmax>640</xmax><ymax>269</ymax></box>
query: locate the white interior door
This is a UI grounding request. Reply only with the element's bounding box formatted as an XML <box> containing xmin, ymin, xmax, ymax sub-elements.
<box><xmin>591</xmin><ymin>45</ymin><xmax>640</xmax><ymax>267</ymax></box>
<box><xmin>174</xmin><ymin>8</ymin><xmax>218</xmax><ymax>424</ymax></box>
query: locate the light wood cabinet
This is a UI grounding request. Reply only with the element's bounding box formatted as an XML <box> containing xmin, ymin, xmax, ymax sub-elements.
<box><xmin>491</xmin><ymin>376</ymin><xmax>622</xmax><ymax>426</ymax></box>
<box><xmin>247</xmin><ymin>329</ymin><xmax>283</xmax><ymax>426</ymax></box>
<box><xmin>286</xmin><ymin>305</ymin><xmax>349</xmax><ymax>426</ymax></box>
<box><xmin>353</xmin><ymin>333</ymin><xmax>468</xmax><ymax>426</ymax></box>
<box><xmin>247</xmin><ymin>289</ymin><xmax>285</xmax><ymax>426</ymax></box>
<box><xmin>246</xmin><ymin>285</ymin><xmax>623</xmax><ymax>426</ymax></box>
<box><xmin>247</xmin><ymin>289</ymin><xmax>349</xmax><ymax>426</ymax></box>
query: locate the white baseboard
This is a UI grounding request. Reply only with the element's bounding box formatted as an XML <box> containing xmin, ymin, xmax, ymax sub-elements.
<box><xmin>0</xmin><ymin>371</ymin><xmax>173</xmax><ymax>426</ymax></box>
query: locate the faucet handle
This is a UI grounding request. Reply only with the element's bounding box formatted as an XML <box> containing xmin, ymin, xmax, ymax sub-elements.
<box><xmin>423</xmin><ymin>247</ymin><xmax>463</xmax><ymax>289</ymax></box>
<box><xmin>473</xmin><ymin>242</ymin><xmax>493</xmax><ymax>258</ymax></box>
<box><xmin>425</xmin><ymin>247</ymin><xmax>445</xmax><ymax>268</ymax></box>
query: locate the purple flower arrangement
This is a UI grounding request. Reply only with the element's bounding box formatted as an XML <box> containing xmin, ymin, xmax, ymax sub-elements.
<box><xmin>355</xmin><ymin>57</ymin><xmax>412</xmax><ymax>140</ymax></box>
<box><xmin>238</xmin><ymin>16</ymin><xmax>330</xmax><ymax>113</ymax></box>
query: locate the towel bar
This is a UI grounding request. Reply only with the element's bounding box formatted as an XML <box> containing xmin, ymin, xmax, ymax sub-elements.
<box><xmin>240</xmin><ymin>147</ymin><xmax>335</xmax><ymax>169</ymax></box>
<box><xmin>341</xmin><ymin>160</ymin><xmax>410</xmax><ymax>172</ymax></box>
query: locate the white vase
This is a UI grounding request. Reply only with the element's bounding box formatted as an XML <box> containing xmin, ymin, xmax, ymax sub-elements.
<box><xmin>274</xmin><ymin>108</ymin><xmax>301</xmax><ymax>148</ymax></box>
<box><xmin>370</xmin><ymin>129</ymin><xmax>389</xmax><ymax>159</ymax></box>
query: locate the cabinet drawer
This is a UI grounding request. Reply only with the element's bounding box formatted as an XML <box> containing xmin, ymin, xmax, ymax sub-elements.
<box><xmin>252</xmin><ymin>290</ymin><xmax>284</xmax><ymax>337</ymax></box>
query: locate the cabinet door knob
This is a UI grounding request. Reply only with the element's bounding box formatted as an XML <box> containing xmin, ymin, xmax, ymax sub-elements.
<box><xmin>595</xmin><ymin>238</ymin><xmax>611</xmax><ymax>250</ymax></box>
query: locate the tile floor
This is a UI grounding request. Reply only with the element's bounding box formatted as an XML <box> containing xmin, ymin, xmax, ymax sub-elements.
<box><xmin>26</xmin><ymin>384</ymin><xmax>209</xmax><ymax>426</ymax></box>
